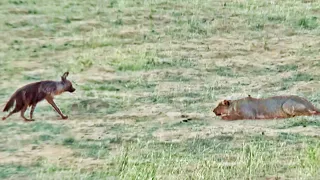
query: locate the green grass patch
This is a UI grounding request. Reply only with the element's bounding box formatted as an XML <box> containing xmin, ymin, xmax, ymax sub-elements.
<box><xmin>283</xmin><ymin>72</ymin><xmax>318</xmax><ymax>82</ymax></box>
<box><xmin>276</xmin><ymin>119</ymin><xmax>320</xmax><ymax>129</ymax></box>
<box><xmin>105</xmin><ymin>134</ymin><xmax>320</xmax><ymax>179</ymax></box>
<box><xmin>82</xmin><ymin>79</ymin><xmax>157</xmax><ymax>92</ymax></box>
<box><xmin>111</xmin><ymin>53</ymin><xmax>195</xmax><ymax>72</ymax></box>
<box><xmin>276</xmin><ymin>64</ymin><xmax>298</xmax><ymax>73</ymax></box>
<box><xmin>71</xmin><ymin>140</ymin><xmax>110</xmax><ymax>159</ymax></box>
<box><xmin>62</xmin><ymin>137</ymin><xmax>120</xmax><ymax>159</ymax></box>
<box><xmin>298</xmin><ymin>16</ymin><xmax>319</xmax><ymax>30</ymax></box>
<box><xmin>13</xmin><ymin>122</ymin><xmax>68</xmax><ymax>135</ymax></box>
<box><xmin>0</xmin><ymin>164</ymin><xmax>31</xmax><ymax>179</ymax></box>
<box><xmin>165</xmin><ymin>120</ymin><xmax>210</xmax><ymax>130</ymax></box>
<box><xmin>61</xmin><ymin>96</ymin><xmax>132</xmax><ymax>115</ymax></box>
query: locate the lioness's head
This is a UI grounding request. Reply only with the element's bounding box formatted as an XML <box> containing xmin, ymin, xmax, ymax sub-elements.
<box><xmin>212</xmin><ymin>100</ymin><xmax>231</xmax><ymax>117</ymax></box>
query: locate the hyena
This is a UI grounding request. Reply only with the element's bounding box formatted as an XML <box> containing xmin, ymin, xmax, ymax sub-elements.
<box><xmin>2</xmin><ymin>72</ymin><xmax>76</xmax><ymax>122</ymax></box>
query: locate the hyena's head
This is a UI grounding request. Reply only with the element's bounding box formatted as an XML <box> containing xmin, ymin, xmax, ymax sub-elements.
<box><xmin>61</xmin><ymin>72</ymin><xmax>76</xmax><ymax>93</ymax></box>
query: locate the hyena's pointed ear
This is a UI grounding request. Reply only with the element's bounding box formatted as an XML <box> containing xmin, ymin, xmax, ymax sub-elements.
<box><xmin>61</xmin><ymin>72</ymin><xmax>69</xmax><ymax>81</ymax></box>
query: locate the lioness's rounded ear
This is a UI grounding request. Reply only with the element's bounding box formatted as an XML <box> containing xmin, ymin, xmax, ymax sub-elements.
<box><xmin>223</xmin><ymin>100</ymin><xmax>230</xmax><ymax>106</ymax></box>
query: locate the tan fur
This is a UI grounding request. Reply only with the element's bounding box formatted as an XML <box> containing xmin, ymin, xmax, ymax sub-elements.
<box><xmin>52</xmin><ymin>84</ymin><xmax>64</xmax><ymax>96</ymax></box>
<box><xmin>212</xmin><ymin>95</ymin><xmax>320</xmax><ymax>121</ymax></box>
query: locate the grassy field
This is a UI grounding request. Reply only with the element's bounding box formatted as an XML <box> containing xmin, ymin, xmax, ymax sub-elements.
<box><xmin>1</xmin><ymin>0</ymin><xmax>320</xmax><ymax>179</ymax></box>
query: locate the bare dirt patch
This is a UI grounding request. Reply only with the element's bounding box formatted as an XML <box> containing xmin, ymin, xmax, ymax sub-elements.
<box><xmin>0</xmin><ymin>144</ymin><xmax>73</xmax><ymax>166</ymax></box>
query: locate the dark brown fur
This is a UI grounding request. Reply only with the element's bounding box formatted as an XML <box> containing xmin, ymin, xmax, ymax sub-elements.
<box><xmin>212</xmin><ymin>95</ymin><xmax>320</xmax><ymax>121</ymax></box>
<box><xmin>2</xmin><ymin>72</ymin><xmax>76</xmax><ymax>122</ymax></box>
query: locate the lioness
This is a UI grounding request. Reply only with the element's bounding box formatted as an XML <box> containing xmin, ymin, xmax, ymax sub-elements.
<box><xmin>213</xmin><ymin>95</ymin><xmax>320</xmax><ymax>120</ymax></box>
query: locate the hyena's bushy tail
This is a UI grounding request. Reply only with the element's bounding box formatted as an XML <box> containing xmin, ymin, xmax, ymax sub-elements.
<box><xmin>3</xmin><ymin>94</ymin><xmax>16</xmax><ymax>112</ymax></box>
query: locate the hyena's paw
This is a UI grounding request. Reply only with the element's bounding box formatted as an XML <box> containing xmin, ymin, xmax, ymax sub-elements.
<box><xmin>61</xmin><ymin>115</ymin><xmax>68</xmax><ymax>120</ymax></box>
<box><xmin>2</xmin><ymin>117</ymin><xmax>6</xmax><ymax>121</ymax></box>
<box><xmin>24</xmin><ymin>118</ymin><xmax>35</xmax><ymax>122</ymax></box>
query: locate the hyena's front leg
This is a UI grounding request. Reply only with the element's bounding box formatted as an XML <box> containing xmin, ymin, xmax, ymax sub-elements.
<box><xmin>30</xmin><ymin>104</ymin><xmax>37</xmax><ymax>120</ymax></box>
<box><xmin>45</xmin><ymin>96</ymin><xmax>68</xmax><ymax>120</ymax></box>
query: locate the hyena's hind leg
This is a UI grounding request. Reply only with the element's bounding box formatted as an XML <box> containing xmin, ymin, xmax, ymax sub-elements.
<box><xmin>282</xmin><ymin>99</ymin><xmax>315</xmax><ymax>117</ymax></box>
<box><xmin>2</xmin><ymin>97</ymin><xmax>23</xmax><ymax>121</ymax></box>
<box><xmin>20</xmin><ymin>104</ymin><xmax>34</xmax><ymax>122</ymax></box>
<box><xmin>2</xmin><ymin>107</ymin><xmax>20</xmax><ymax>120</ymax></box>
<box><xmin>19</xmin><ymin>91</ymin><xmax>34</xmax><ymax>122</ymax></box>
